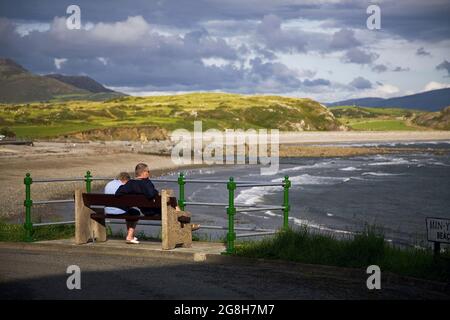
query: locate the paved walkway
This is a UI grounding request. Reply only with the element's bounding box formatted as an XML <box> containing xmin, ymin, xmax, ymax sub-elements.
<box><xmin>0</xmin><ymin>240</ymin><xmax>448</xmax><ymax>300</ymax></box>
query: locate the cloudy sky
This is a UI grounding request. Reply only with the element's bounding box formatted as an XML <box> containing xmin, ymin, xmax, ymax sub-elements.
<box><xmin>0</xmin><ymin>0</ymin><xmax>449</xmax><ymax>102</ymax></box>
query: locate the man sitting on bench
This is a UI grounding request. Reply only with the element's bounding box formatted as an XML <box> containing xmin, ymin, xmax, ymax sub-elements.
<box><xmin>115</xmin><ymin>163</ymin><xmax>200</xmax><ymax>244</ymax></box>
<box><xmin>114</xmin><ymin>163</ymin><xmax>158</xmax><ymax>244</ymax></box>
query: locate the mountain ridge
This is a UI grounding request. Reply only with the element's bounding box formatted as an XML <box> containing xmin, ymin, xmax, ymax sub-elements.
<box><xmin>327</xmin><ymin>88</ymin><xmax>450</xmax><ymax>111</ymax></box>
<box><xmin>0</xmin><ymin>58</ymin><xmax>124</xmax><ymax>103</ymax></box>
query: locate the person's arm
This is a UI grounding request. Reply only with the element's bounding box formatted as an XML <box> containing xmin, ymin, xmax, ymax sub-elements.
<box><xmin>115</xmin><ymin>183</ymin><xmax>129</xmax><ymax>195</ymax></box>
<box><xmin>143</xmin><ymin>180</ymin><xmax>159</xmax><ymax>199</ymax></box>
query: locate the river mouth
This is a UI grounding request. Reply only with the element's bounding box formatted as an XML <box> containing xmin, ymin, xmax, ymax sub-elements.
<box><xmin>25</xmin><ymin>141</ymin><xmax>450</xmax><ymax>248</ymax></box>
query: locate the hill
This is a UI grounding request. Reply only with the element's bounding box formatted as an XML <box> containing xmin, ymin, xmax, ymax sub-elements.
<box><xmin>0</xmin><ymin>58</ymin><xmax>124</xmax><ymax>103</ymax></box>
<box><xmin>0</xmin><ymin>58</ymin><xmax>88</xmax><ymax>103</ymax></box>
<box><xmin>45</xmin><ymin>74</ymin><xmax>115</xmax><ymax>93</ymax></box>
<box><xmin>327</xmin><ymin>88</ymin><xmax>450</xmax><ymax>111</ymax></box>
<box><xmin>329</xmin><ymin>106</ymin><xmax>442</xmax><ymax>131</ymax></box>
<box><xmin>0</xmin><ymin>93</ymin><xmax>346</xmax><ymax>139</ymax></box>
<box><xmin>413</xmin><ymin>106</ymin><xmax>450</xmax><ymax>130</ymax></box>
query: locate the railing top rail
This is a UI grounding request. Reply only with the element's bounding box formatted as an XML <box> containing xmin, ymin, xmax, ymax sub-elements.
<box><xmin>235</xmin><ymin>183</ymin><xmax>284</xmax><ymax>188</ymax></box>
<box><xmin>33</xmin><ymin>178</ymin><xmax>86</xmax><ymax>183</ymax></box>
<box><xmin>31</xmin><ymin>177</ymin><xmax>283</xmax><ymax>185</ymax></box>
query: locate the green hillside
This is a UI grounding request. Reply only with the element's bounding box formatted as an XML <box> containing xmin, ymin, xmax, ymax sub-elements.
<box><xmin>0</xmin><ymin>93</ymin><xmax>345</xmax><ymax>139</ymax></box>
<box><xmin>329</xmin><ymin>106</ymin><xmax>429</xmax><ymax>131</ymax></box>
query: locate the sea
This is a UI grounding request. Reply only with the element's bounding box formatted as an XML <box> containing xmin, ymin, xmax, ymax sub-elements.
<box><xmin>154</xmin><ymin>141</ymin><xmax>450</xmax><ymax>248</ymax></box>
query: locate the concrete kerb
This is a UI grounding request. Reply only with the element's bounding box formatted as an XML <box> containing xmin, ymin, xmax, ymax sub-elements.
<box><xmin>0</xmin><ymin>239</ymin><xmax>225</xmax><ymax>262</ymax></box>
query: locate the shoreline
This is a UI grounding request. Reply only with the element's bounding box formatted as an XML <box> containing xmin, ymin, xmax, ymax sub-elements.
<box><xmin>2</xmin><ymin>131</ymin><xmax>449</xmax><ymax>221</ymax></box>
<box><xmin>278</xmin><ymin>131</ymin><xmax>450</xmax><ymax>144</ymax></box>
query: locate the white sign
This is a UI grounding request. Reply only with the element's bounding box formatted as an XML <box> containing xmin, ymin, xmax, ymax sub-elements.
<box><xmin>426</xmin><ymin>217</ymin><xmax>450</xmax><ymax>244</ymax></box>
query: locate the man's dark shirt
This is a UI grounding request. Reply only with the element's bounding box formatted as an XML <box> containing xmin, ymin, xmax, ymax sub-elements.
<box><xmin>115</xmin><ymin>178</ymin><xmax>160</xmax><ymax>215</ymax></box>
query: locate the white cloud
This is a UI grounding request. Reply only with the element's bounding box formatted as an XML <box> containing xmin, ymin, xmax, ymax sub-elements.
<box><xmin>423</xmin><ymin>81</ymin><xmax>450</xmax><ymax>91</ymax></box>
<box><xmin>54</xmin><ymin>58</ymin><xmax>67</xmax><ymax>69</ymax></box>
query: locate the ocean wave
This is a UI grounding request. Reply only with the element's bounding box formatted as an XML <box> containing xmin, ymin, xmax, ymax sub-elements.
<box><xmin>339</xmin><ymin>166</ymin><xmax>361</xmax><ymax>171</ymax></box>
<box><xmin>236</xmin><ymin>173</ymin><xmax>358</xmax><ymax>205</ymax></box>
<box><xmin>277</xmin><ymin>161</ymin><xmax>334</xmax><ymax>174</ymax></box>
<box><xmin>235</xmin><ymin>185</ymin><xmax>280</xmax><ymax>205</ymax></box>
<box><xmin>286</xmin><ymin>174</ymin><xmax>351</xmax><ymax>185</ymax></box>
<box><xmin>262</xmin><ymin>211</ymin><xmax>353</xmax><ymax>235</ymax></box>
<box><xmin>362</xmin><ymin>172</ymin><xmax>404</xmax><ymax>177</ymax></box>
<box><xmin>236</xmin><ymin>174</ymin><xmax>352</xmax><ymax>205</ymax></box>
<box><xmin>368</xmin><ymin>157</ymin><xmax>412</xmax><ymax>166</ymax></box>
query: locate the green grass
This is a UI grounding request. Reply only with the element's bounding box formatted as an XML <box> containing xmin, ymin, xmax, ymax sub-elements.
<box><xmin>348</xmin><ymin>119</ymin><xmax>417</xmax><ymax>131</ymax></box>
<box><xmin>329</xmin><ymin>105</ymin><xmax>427</xmax><ymax>131</ymax></box>
<box><xmin>12</xmin><ymin>123</ymin><xmax>104</xmax><ymax>139</ymax></box>
<box><xmin>0</xmin><ymin>222</ymin><xmax>74</xmax><ymax>242</ymax></box>
<box><xmin>0</xmin><ymin>93</ymin><xmax>343</xmax><ymax>139</ymax></box>
<box><xmin>235</xmin><ymin>227</ymin><xmax>450</xmax><ymax>282</ymax></box>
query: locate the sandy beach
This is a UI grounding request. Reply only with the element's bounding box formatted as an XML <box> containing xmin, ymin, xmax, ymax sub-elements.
<box><xmin>1</xmin><ymin>144</ymin><xmax>193</xmax><ymax>221</ymax></box>
<box><xmin>1</xmin><ymin>130</ymin><xmax>449</xmax><ymax>221</ymax></box>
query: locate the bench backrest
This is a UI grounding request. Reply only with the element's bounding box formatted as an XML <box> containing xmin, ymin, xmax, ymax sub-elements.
<box><xmin>82</xmin><ymin>193</ymin><xmax>177</xmax><ymax>208</ymax></box>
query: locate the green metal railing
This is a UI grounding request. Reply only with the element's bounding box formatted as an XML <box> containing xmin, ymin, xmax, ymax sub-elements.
<box><xmin>175</xmin><ymin>172</ymin><xmax>291</xmax><ymax>254</ymax></box>
<box><xmin>23</xmin><ymin>170</ymin><xmax>95</xmax><ymax>242</ymax></box>
<box><xmin>23</xmin><ymin>171</ymin><xmax>291</xmax><ymax>253</ymax></box>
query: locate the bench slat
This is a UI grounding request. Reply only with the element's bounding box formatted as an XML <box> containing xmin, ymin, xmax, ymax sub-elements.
<box><xmin>82</xmin><ymin>193</ymin><xmax>177</xmax><ymax>208</ymax></box>
<box><xmin>91</xmin><ymin>213</ymin><xmax>162</xmax><ymax>221</ymax></box>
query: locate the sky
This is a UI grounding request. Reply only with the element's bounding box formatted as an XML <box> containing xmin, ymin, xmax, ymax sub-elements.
<box><xmin>0</xmin><ymin>0</ymin><xmax>449</xmax><ymax>102</ymax></box>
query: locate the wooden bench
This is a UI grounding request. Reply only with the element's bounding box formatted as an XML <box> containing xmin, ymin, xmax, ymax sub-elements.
<box><xmin>74</xmin><ymin>189</ymin><xmax>193</xmax><ymax>249</ymax></box>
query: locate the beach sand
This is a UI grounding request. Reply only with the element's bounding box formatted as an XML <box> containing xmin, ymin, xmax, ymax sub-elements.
<box><xmin>1</xmin><ymin>143</ymin><xmax>195</xmax><ymax>221</ymax></box>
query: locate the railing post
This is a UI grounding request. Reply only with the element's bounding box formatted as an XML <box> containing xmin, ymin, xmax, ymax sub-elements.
<box><xmin>23</xmin><ymin>173</ymin><xmax>33</xmax><ymax>242</ymax></box>
<box><xmin>283</xmin><ymin>175</ymin><xmax>291</xmax><ymax>230</ymax></box>
<box><xmin>225</xmin><ymin>177</ymin><xmax>236</xmax><ymax>254</ymax></box>
<box><xmin>85</xmin><ymin>171</ymin><xmax>92</xmax><ymax>193</ymax></box>
<box><xmin>177</xmin><ymin>172</ymin><xmax>186</xmax><ymax>210</ymax></box>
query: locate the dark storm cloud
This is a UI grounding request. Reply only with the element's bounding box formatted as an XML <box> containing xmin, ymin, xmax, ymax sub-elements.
<box><xmin>436</xmin><ymin>60</ymin><xmax>450</xmax><ymax>76</ymax></box>
<box><xmin>349</xmin><ymin>76</ymin><xmax>372</xmax><ymax>89</ymax></box>
<box><xmin>371</xmin><ymin>64</ymin><xmax>388</xmax><ymax>73</ymax></box>
<box><xmin>393</xmin><ymin>66</ymin><xmax>410</xmax><ymax>72</ymax></box>
<box><xmin>256</xmin><ymin>14</ymin><xmax>308</xmax><ymax>53</ymax></box>
<box><xmin>342</xmin><ymin>48</ymin><xmax>379</xmax><ymax>65</ymax></box>
<box><xmin>329</xmin><ymin>29</ymin><xmax>361</xmax><ymax>50</ymax></box>
<box><xmin>1</xmin><ymin>0</ymin><xmax>448</xmax><ymax>42</ymax></box>
<box><xmin>302</xmin><ymin>78</ymin><xmax>330</xmax><ymax>87</ymax></box>
<box><xmin>0</xmin><ymin>16</ymin><xmax>313</xmax><ymax>93</ymax></box>
<box><xmin>0</xmin><ymin>0</ymin><xmax>448</xmax><ymax>95</ymax></box>
<box><xmin>416</xmin><ymin>47</ymin><xmax>431</xmax><ymax>56</ymax></box>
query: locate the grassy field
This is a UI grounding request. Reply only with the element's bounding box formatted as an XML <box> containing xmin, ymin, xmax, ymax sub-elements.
<box><xmin>329</xmin><ymin>105</ymin><xmax>427</xmax><ymax>131</ymax></box>
<box><xmin>348</xmin><ymin>119</ymin><xmax>417</xmax><ymax>131</ymax></box>
<box><xmin>235</xmin><ymin>227</ymin><xmax>450</xmax><ymax>283</ymax></box>
<box><xmin>0</xmin><ymin>93</ymin><xmax>342</xmax><ymax>139</ymax></box>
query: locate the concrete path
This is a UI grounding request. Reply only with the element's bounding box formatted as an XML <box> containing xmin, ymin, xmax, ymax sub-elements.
<box><xmin>0</xmin><ymin>240</ymin><xmax>448</xmax><ymax>300</ymax></box>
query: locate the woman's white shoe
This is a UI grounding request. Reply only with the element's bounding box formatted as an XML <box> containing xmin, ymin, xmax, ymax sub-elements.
<box><xmin>126</xmin><ymin>238</ymin><xmax>140</xmax><ymax>244</ymax></box>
